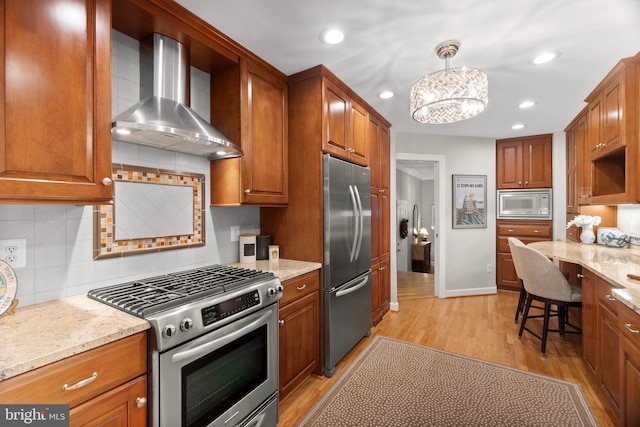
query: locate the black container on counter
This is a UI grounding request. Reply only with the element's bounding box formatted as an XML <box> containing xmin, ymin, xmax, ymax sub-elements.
<box><xmin>256</xmin><ymin>235</ymin><xmax>272</xmax><ymax>260</ymax></box>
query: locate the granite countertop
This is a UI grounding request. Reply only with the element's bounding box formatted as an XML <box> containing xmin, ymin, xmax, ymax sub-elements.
<box><xmin>0</xmin><ymin>259</ymin><xmax>321</xmax><ymax>383</ymax></box>
<box><xmin>228</xmin><ymin>258</ymin><xmax>322</xmax><ymax>282</ymax></box>
<box><xmin>0</xmin><ymin>294</ymin><xmax>150</xmax><ymax>381</ymax></box>
<box><xmin>528</xmin><ymin>241</ymin><xmax>640</xmax><ymax>315</ymax></box>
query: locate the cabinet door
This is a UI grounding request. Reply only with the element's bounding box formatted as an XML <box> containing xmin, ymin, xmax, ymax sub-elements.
<box><xmin>496</xmin><ymin>141</ymin><xmax>523</xmax><ymax>188</ymax></box>
<box><xmin>370</xmin><ymin>190</ymin><xmax>380</xmax><ymax>266</ymax></box>
<box><xmin>577</xmin><ymin>114</ymin><xmax>592</xmax><ymax>205</ymax></box>
<box><xmin>603</xmin><ymin>77</ymin><xmax>623</xmax><ymax>152</ymax></box>
<box><xmin>523</xmin><ymin>135</ymin><xmax>553</xmax><ymax>188</ymax></box>
<box><xmin>380</xmin><ymin>125</ymin><xmax>390</xmax><ymax>191</ymax></box>
<box><xmin>582</xmin><ymin>270</ymin><xmax>597</xmax><ymax>374</ymax></box>
<box><xmin>588</xmin><ymin>96</ymin><xmax>604</xmax><ymax>159</ymax></box>
<box><xmin>70</xmin><ymin>376</ymin><xmax>147</xmax><ymax>427</ymax></box>
<box><xmin>371</xmin><ymin>261</ymin><xmax>381</xmax><ymax>323</ymax></box>
<box><xmin>566</xmin><ymin>123</ymin><xmax>579</xmax><ymax>213</ymax></box>
<box><xmin>322</xmin><ymin>79</ymin><xmax>349</xmax><ymax>158</ymax></box>
<box><xmin>369</xmin><ymin>116</ymin><xmax>381</xmax><ymax>189</ymax></box>
<box><xmin>599</xmin><ymin>303</ymin><xmax>622</xmax><ymax>417</ymax></box>
<box><xmin>0</xmin><ymin>0</ymin><xmax>113</xmax><ymax>203</ymax></box>
<box><xmin>278</xmin><ymin>291</ymin><xmax>319</xmax><ymax>399</ymax></box>
<box><xmin>242</xmin><ymin>61</ymin><xmax>288</xmax><ymax>204</ymax></box>
<box><xmin>621</xmin><ymin>338</ymin><xmax>640</xmax><ymax>427</ymax></box>
<box><xmin>496</xmin><ymin>252</ymin><xmax>519</xmax><ymax>290</ymax></box>
<box><xmin>380</xmin><ymin>190</ymin><xmax>390</xmax><ymax>260</ymax></box>
<box><xmin>349</xmin><ymin>98</ymin><xmax>368</xmax><ymax>166</ymax></box>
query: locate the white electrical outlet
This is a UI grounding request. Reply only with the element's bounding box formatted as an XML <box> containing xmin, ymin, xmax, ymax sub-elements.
<box><xmin>486</xmin><ymin>264</ymin><xmax>493</xmax><ymax>273</ymax></box>
<box><xmin>230</xmin><ymin>226</ymin><xmax>240</xmax><ymax>242</ymax></box>
<box><xmin>0</xmin><ymin>239</ymin><xmax>26</xmax><ymax>268</ymax></box>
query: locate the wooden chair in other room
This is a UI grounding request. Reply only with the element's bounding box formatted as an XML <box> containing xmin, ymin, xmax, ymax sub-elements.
<box><xmin>512</xmin><ymin>244</ymin><xmax>582</xmax><ymax>356</ymax></box>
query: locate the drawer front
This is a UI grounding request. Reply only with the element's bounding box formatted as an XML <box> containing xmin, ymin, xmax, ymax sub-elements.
<box><xmin>496</xmin><ymin>222</ymin><xmax>552</xmax><ymax>238</ymax></box>
<box><xmin>496</xmin><ymin>236</ymin><xmax>550</xmax><ymax>253</ymax></box>
<box><xmin>280</xmin><ymin>270</ymin><xmax>320</xmax><ymax>307</ymax></box>
<box><xmin>619</xmin><ymin>306</ymin><xmax>640</xmax><ymax>348</ymax></box>
<box><xmin>0</xmin><ymin>332</ymin><xmax>146</xmax><ymax>407</ymax></box>
<box><xmin>597</xmin><ymin>280</ymin><xmax>620</xmax><ymax>315</ymax></box>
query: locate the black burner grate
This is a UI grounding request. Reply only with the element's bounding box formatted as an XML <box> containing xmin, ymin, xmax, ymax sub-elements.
<box><xmin>88</xmin><ymin>264</ymin><xmax>274</xmax><ymax>317</ymax></box>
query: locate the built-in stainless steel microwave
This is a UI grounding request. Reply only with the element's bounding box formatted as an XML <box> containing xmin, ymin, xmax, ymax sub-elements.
<box><xmin>497</xmin><ymin>189</ymin><xmax>552</xmax><ymax>220</ymax></box>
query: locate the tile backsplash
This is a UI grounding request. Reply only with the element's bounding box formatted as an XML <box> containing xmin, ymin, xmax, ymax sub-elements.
<box><xmin>0</xmin><ymin>30</ymin><xmax>259</xmax><ymax>307</ymax></box>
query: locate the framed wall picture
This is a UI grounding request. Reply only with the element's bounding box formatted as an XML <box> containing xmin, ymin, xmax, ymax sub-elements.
<box><xmin>452</xmin><ymin>175</ymin><xmax>487</xmax><ymax>229</ymax></box>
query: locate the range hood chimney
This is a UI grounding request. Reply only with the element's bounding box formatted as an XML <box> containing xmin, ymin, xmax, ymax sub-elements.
<box><xmin>111</xmin><ymin>34</ymin><xmax>241</xmax><ymax>159</ymax></box>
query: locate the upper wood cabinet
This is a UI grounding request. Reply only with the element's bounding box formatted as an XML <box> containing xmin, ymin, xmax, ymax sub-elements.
<box><xmin>496</xmin><ymin>134</ymin><xmax>553</xmax><ymax>189</ymax></box>
<box><xmin>565</xmin><ymin>107</ymin><xmax>591</xmax><ymax>212</ymax></box>
<box><xmin>210</xmin><ymin>59</ymin><xmax>288</xmax><ymax>206</ymax></box>
<box><xmin>321</xmin><ymin>72</ymin><xmax>369</xmax><ymax>166</ymax></box>
<box><xmin>0</xmin><ymin>0</ymin><xmax>113</xmax><ymax>204</ymax></box>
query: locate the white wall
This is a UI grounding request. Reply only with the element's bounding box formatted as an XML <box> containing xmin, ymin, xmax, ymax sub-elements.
<box><xmin>396</xmin><ymin>133</ymin><xmax>497</xmax><ymax>297</ymax></box>
<box><xmin>0</xmin><ymin>31</ymin><xmax>260</xmax><ymax>306</ymax></box>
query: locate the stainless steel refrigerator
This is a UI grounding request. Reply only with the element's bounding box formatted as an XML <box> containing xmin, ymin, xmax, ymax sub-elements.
<box><xmin>322</xmin><ymin>154</ymin><xmax>372</xmax><ymax>377</ymax></box>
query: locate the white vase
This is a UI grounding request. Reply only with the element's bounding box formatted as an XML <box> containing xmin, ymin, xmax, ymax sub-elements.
<box><xmin>580</xmin><ymin>224</ymin><xmax>596</xmax><ymax>244</ymax></box>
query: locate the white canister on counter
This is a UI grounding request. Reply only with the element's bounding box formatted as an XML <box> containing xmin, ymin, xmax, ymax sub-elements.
<box><xmin>240</xmin><ymin>234</ymin><xmax>257</xmax><ymax>263</ymax></box>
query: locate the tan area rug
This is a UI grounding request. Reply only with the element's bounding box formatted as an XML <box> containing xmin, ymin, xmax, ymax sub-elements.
<box><xmin>297</xmin><ymin>336</ymin><xmax>600</xmax><ymax>427</ymax></box>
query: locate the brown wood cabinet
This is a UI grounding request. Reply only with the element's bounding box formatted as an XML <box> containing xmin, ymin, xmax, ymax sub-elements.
<box><xmin>619</xmin><ymin>305</ymin><xmax>640</xmax><ymax>427</ymax></box>
<box><xmin>581</xmin><ymin>269</ymin><xmax>598</xmax><ymax>374</ymax></box>
<box><xmin>598</xmin><ymin>279</ymin><xmax>622</xmax><ymax>419</ymax></box>
<box><xmin>321</xmin><ymin>70</ymin><xmax>369</xmax><ymax>166</ymax></box>
<box><xmin>278</xmin><ymin>271</ymin><xmax>320</xmax><ymax>400</ymax></box>
<box><xmin>210</xmin><ymin>59</ymin><xmax>288</xmax><ymax>205</ymax></box>
<box><xmin>0</xmin><ymin>333</ymin><xmax>147</xmax><ymax>427</ymax></box>
<box><xmin>495</xmin><ymin>220</ymin><xmax>552</xmax><ymax>290</ymax></box>
<box><xmin>583</xmin><ymin>52</ymin><xmax>640</xmax><ymax>204</ymax></box>
<box><xmin>0</xmin><ymin>0</ymin><xmax>113</xmax><ymax>204</ymax></box>
<box><xmin>496</xmin><ymin>134</ymin><xmax>553</xmax><ymax>189</ymax></box>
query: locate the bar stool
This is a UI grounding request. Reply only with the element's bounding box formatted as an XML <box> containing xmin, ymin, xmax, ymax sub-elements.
<box><xmin>511</xmin><ymin>244</ymin><xmax>582</xmax><ymax>355</ymax></box>
<box><xmin>507</xmin><ymin>237</ymin><xmax>527</xmax><ymax>323</ymax></box>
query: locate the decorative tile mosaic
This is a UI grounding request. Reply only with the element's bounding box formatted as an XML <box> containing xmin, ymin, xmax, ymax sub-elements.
<box><xmin>94</xmin><ymin>164</ymin><xmax>205</xmax><ymax>259</ymax></box>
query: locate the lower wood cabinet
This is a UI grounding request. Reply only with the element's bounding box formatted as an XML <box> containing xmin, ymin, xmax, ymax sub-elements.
<box><xmin>620</xmin><ymin>306</ymin><xmax>640</xmax><ymax>427</ymax></box>
<box><xmin>581</xmin><ymin>269</ymin><xmax>598</xmax><ymax>374</ymax></box>
<box><xmin>0</xmin><ymin>332</ymin><xmax>147</xmax><ymax>427</ymax></box>
<box><xmin>496</xmin><ymin>220</ymin><xmax>552</xmax><ymax>290</ymax></box>
<box><xmin>372</xmin><ymin>258</ymin><xmax>390</xmax><ymax>325</ymax></box>
<box><xmin>278</xmin><ymin>271</ymin><xmax>320</xmax><ymax>400</ymax></box>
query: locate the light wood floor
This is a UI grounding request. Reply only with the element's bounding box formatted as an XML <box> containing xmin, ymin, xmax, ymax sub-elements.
<box><xmin>278</xmin><ymin>290</ymin><xmax>616</xmax><ymax>427</ymax></box>
<box><xmin>397</xmin><ymin>270</ymin><xmax>435</xmax><ymax>300</ymax></box>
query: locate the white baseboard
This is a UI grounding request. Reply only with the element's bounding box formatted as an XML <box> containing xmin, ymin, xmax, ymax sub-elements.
<box><xmin>444</xmin><ymin>286</ymin><xmax>497</xmax><ymax>298</ymax></box>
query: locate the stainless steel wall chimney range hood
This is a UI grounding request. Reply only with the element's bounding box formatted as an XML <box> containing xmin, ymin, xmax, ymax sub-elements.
<box><xmin>111</xmin><ymin>33</ymin><xmax>242</xmax><ymax>159</ymax></box>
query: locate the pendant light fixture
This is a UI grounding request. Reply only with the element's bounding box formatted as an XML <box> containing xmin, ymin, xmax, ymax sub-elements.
<box><xmin>410</xmin><ymin>40</ymin><xmax>488</xmax><ymax>124</ymax></box>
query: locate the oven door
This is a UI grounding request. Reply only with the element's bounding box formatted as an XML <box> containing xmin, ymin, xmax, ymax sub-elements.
<box><xmin>158</xmin><ymin>303</ymin><xmax>278</xmax><ymax>427</ymax></box>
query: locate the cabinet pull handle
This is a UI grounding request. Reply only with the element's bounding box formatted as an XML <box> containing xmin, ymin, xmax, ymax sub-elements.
<box><xmin>278</xmin><ymin>320</ymin><xmax>285</xmax><ymax>325</ymax></box>
<box><xmin>577</xmin><ymin>273</ymin><xmax>584</xmax><ymax>279</ymax></box>
<box><xmin>244</xmin><ymin>189</ymin><xmax>251</xmax><ymax>194</ymax></box>
<box><xmin>62</xmin><ymin>372</ymin><xmax>98</xmax><ymax>391</ymax></box>
<box><xmin>533</xmin><ymin>230</ymin><xmax>540</xmax><ymax>233</ymax></box>
<box><xmin>296</xmin><ymin>284</ymin><xmax>307</xmax><ymax>291</ymax></box>
<box><xmin>624</xmin><ymin>323</ymin><xmax>639</xmax><ymax>334</ymax></box>
<box><xmin>507</xmin><ymin>229</ymin><xmax>514</xmax><ymax>232</ymax></box>
<box><xmin>605</xmin><ymin>294</ymin><xmax>616</xmax><ymax>301</ymax></box>
<box><xmin>525</xmin><ymin>181</ymin><xmax>529</xmax><ymax>185</ymax></box>
<box><xmin>136</xmin><ymin>397</ymin><xmax>147</xmax><ymax>408</ymax></box>
<box><xmin>102</xmin><ymin>177</ymin><xmax>113</xmax><ymax>186</ymax></box>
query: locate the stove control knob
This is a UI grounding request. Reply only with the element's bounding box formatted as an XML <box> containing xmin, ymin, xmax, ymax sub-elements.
<box><xmin>180</xmin><ymin>318</ymin><xmax>194</xmax><ymax>331</ymax></box>
<box><xmin>163</xmin><ymin>324</ymin><xmax>177</xmax><ymax>338</ymax></box>
<box><xmin>267</xmin><ymin>288</ymin><xmax>276</xmax><ymax>296</ymax></box>
<box><xmin>275</xmin><ymin>284</ymin><xmax>283</xmax><ymax>293</ymax></box>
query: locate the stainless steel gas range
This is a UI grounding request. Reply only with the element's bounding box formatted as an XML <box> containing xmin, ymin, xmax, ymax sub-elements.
<box><xmin>88</xmin><ymin>264</ymin><xmax>283</xmax><ymax>427</ymax></box>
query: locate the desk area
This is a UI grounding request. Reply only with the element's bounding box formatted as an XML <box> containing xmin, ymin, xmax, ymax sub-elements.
<box><xmin>528</xmin><ymin>241</ymin><xmax>640</xmax><ymax>314</ymax></box>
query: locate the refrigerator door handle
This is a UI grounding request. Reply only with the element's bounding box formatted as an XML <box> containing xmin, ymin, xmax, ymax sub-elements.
<box><xmin>335</xmin><ymin>275</ymin><xmax>369</xmax><ymax>298</ymax></box>
<box><xmin>353</xmin><ymin>185</ymin><xmax>364</xmax><ymax>260</ymax></box>
<box><xmin>348</xmin><ymin>185</ymin><xmax>360</xmax><ymax>262</ymax></box>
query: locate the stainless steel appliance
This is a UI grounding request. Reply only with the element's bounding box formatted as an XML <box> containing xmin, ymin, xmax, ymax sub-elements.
<box><xmin>323</xmin><ymin>154</ymin><xmax>372</xmax><ymax>377</ymax></box>
<box><xmin>497</xmin><ymin>188</ymin><xmax>553</xmax><ymax>220</ymax></box>
<box><xmin>88</xmin><ymin>265</ymin><xmax>282</xmax><ymax>427</ymax></box>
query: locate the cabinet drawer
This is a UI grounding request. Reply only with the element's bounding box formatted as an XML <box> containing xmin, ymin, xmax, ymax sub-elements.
<box><xmin>597</xmin><ymin>280</ymin><xmax>620</xmax><ymax>315</ymax></box>
<box><xmin>0</xmin><ymin>333</ymin><xmax>146</xmax><ymax>407</ymax></box>
<box><xmin>619</xmin><ymin>306</ymin><xmax>640</xmax><ymax>348</ymax></box>
<box><xmin>496</xmin><ymin>222</ymin><xmax>552</xmax><ymax>238</ymax></box>
<box><xmin>496</xmin><ymin>236</ymin><xmax>550</xmax><ymax>253</ymax></box>
<box><xmin>280</xmin><ymin>270</ymin><xmax>320</xmax><ymax>307</ymax></box>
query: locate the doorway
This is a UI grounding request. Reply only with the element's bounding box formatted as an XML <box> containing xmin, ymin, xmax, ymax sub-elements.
<box><xmin>394</xmin><ymin>154</ymin><xmax>446</xmax><ymax>300</ymax></box>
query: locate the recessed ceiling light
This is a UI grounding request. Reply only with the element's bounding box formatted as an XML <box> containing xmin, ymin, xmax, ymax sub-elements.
<box><xmin>379</xmin><ymin>91</ymin><xmax>394</xmax><ymax>99</ymax></box>
<box><xmin>531</xmin><ymin>52</ymin><xmax>559</xmax><ymax>65</ymax></box>
<box><xmin>518</xmin><ymin>100</ymin><xmax>535</xmax><ymax>109</ymax></box>
<box><xmin>320</xmin><ymin>28</ymin><xmax>344</xmax><ymax>45</ymax></box>
<box><xmin>512</xmin><ymin>124</ymin><xmax>525</xmax><ymax>130</ymax></box>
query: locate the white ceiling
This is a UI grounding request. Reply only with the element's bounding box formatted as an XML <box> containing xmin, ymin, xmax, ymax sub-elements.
<box><xmin>175</xmin><ymin>0</ymin><xmax>639</xmax><ymax>181</ymax></box>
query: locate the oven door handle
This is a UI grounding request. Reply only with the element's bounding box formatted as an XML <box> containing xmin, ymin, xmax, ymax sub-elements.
<box><xmin>171</xmin><ymin>310</ymin><xmax>272</xmax><ymax>363</ymax></box>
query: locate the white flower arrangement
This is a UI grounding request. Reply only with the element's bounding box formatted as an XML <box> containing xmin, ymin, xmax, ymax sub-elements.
<box><xmin>566</xmin><ymin>215</ymin><xmax>601</xmax><ymax>229</ymax></box>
